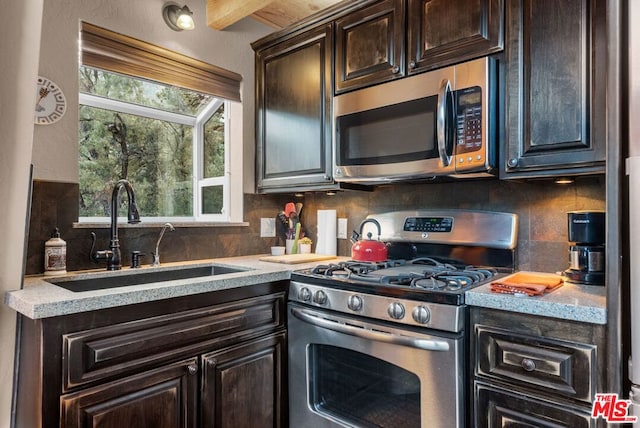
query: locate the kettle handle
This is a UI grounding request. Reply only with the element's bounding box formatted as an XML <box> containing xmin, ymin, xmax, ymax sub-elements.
<box><xmin>359</xmin><ymin>218</ymin><xmax>382</xmax><ymax>239</ymax></box>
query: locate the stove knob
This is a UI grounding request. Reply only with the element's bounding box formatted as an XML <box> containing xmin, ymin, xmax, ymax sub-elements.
<box><xmin>347</xmin><ymin>295</ymin><xmax>363</xmax><ymax>312</ymax></box>
<box><xmin>299</xmin><ymin>287</ymin><xmax>312</xmax><ymax>302</ymax></box>
<box><xmin>387</xmin><ymin>302</ymin><xmax>405</xmax><ymax>320</ymax></box>
<box><xmin>313</xmin><ymin>290</ymin><xmax>328</xmax><ymax>305</ymax></box>
<box><xmin>412</xmin><ymin>306</ymin><xmax>431</xmax><ymax>324</ymax></box>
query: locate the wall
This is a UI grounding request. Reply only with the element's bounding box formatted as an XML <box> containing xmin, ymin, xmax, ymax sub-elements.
<box><xmin>25</xmin><ymin>181</ymin><xmax>292</xmax><ymax>273</ymax></box>
<box><xmin>26</xmin><ymin>176</ymin><xmax>605</xmax><ymax>275</ymax></box>
<box><xmin>33</xmin><ymin>0</ymin><xmax>273</xmax><ymax>191</ymax></box>
<box><xmin>302</xmin><ymin>176</ymin><xmax>606</xmax><ymax>273</ymax></box>
<box><xmin>1</xmin><ymin>2</ymin><xmax>44</xmax><ymax>427</ymax></box>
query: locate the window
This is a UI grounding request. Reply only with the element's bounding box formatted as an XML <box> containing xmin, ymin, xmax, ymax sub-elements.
<box><xmin>78</xmin><ymin>22</ymin><xmax>243</xmax><ymax>223</ymax></box>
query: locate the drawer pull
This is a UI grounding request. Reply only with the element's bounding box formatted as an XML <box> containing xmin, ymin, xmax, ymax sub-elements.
<box><xmin>521</xmin><ymin>358</ymin><xmax>536</xmax><ymax>372</ymax></box>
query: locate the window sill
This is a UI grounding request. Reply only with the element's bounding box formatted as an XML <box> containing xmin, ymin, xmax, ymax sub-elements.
<box><xmin>73</xmin><ymin>221</ymin><xmax>250</xmax><ymax>229</ymax></box>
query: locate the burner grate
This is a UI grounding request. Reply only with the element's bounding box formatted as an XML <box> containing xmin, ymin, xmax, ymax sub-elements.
<box><xmin>308</xmin><ymin>259</ymin><xmax>498</xmax><ymax>293</ymax></box>
<box><xmin>311</xmin><ymin>260</ymin><xmax>406</xmax><ymax>277</ymax></box>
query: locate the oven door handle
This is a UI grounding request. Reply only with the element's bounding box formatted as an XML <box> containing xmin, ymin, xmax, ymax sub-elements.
<box><xmin>291</xmin><ymin>307</ymin><xmax>450</xmax><ymax>352</ymax></box>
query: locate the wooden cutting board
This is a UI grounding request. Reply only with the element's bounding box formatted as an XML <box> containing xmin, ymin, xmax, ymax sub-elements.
<box><xmin>258</xmin><ymin>253</ymin><xmax>338</xmax><ymax>264</ymax></box>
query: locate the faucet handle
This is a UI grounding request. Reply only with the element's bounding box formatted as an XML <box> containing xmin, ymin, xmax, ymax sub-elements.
<box><xmin>151</xmin><ymin>252</ymin><xmax>160</xmax><ymax>267</ymax></box>
<box><xmin>131</xmin><ymin>251</ymin><xmax>144</xmax><ymax>269</ymax></box>
<box><xmin>90</xmin><ymin>232</ymin><xmax>112</xmax><ymax>263</ymax></box>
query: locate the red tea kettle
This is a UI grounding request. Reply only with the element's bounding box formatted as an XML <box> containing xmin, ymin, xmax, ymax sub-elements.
<box><xmin>351</xmin><ymin>218</ymin><xmax>388</xmax><ymax>262</ymax></box>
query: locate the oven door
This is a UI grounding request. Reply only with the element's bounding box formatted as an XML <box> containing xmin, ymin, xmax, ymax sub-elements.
<box><xmin>288</xmin><ymin>302</ymin><xmax>464</xmax><ymax>428</ymax></box>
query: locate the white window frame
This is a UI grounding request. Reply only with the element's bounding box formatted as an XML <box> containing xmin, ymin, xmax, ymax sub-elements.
<box><xmin>78</xmin><ymin>92</ymin><xmax>243</xmax><ymax>224</ymax></box>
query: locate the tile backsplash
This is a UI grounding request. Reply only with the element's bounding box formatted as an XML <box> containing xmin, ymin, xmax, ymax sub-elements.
<box><xmin>25</xmin><ymin>176</ymin><xmax>605</xmax><ymax>275</ymax></box>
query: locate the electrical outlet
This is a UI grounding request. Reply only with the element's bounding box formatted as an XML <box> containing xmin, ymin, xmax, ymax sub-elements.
<box><xmin>260</xmin><ymin>218</ymin><xmax>276</xmax><ymax>237</ymax></box>
<box><xmin>338</xmin><ymin>218</ymin><xmax>348</xmax><ymax>239</ymax></box>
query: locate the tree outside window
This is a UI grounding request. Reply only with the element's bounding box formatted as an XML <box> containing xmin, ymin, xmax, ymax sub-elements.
<box><xmin>78</xmin><ymin>66</ymin><xmax>228</xmax><ymax>221</ymax></box>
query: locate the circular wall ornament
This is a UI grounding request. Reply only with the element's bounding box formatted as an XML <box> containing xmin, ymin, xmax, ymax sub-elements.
<box><xmin>34</xmin><ymin>76</ymin><xmax>66</xmax><ymax>125</ymax></box>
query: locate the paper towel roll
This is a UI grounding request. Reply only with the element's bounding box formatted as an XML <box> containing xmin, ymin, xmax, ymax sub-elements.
<box><xmin>316</xmin><ymin>210</ymin><xmax>337</xmax><ymax>255</ymax></box>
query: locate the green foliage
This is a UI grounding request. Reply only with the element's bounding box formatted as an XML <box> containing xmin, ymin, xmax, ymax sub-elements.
<box><xmin>203</xmin><ymin>104</ymin><xmax>225</xmax><ymax>178</ymax></box>
<box><xmin>78</xmin><ymin>66</ymin><xmax>224</xmax><ymax>218</ymax></box>
<box><xmin>80</xmin><ymin>66</ymin><xmax>212</xmax><ymax>115</ymax></box>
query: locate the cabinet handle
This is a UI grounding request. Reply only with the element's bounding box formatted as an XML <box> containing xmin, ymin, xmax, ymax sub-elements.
<box><xmin>507</xmin><ymin>158</ymin><xmax>519</xmax><ymax>168</ymax></box>
<box><xmin>187</xmin><ymin>364</ymin><xmax>198</xmax><ymax>375</ymax></box>
<box><xmin>392</xmin><ymin>65</ymin><xmax>400</xmax><ymax>74</ymax></box>
<box><xmin>521</xmin><ymin>358</ymin><xmax>536</xmax><ymax>372</ymax></box>
<box><xmin>409</xmin><ymin>60</ymin><xmax>417</xmax><ymax>69</ymax></box>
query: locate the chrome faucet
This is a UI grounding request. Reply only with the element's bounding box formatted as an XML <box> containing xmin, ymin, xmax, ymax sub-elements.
<box><xmin>152</xmin><ymin>223</ymin><xmax>175</xmax><ymax>267</ymax></box>
<box><xmin>91</xmin><ymin>179</ymin><xmax>141</xmax><ymax>270</ymax></box>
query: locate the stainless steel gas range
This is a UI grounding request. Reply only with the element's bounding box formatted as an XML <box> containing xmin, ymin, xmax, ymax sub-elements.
<box><xmin>287</xmin><ymin>210</ymin><xmax>518</xmax><ymax>428</ymax></box>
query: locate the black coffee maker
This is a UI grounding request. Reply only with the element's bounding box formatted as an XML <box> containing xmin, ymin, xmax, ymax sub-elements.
<box><xmin>563</xmin><ymin>211</ymin><xmax>605</xmax><ymax>285</ymax></box>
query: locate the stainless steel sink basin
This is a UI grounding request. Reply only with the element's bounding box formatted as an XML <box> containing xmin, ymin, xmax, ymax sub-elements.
<box><xmin>46</xmin><ymin>265</ymin><xmax>246</xmax><ymax>292</ymax></box>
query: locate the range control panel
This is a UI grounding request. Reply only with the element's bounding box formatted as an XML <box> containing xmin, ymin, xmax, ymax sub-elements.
<box><xmin>403</xmin><ymin>217</ymin><xmax>454</xmax><ymax>233</ymax></box>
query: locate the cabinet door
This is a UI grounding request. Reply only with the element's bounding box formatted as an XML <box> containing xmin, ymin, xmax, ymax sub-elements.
<box><xmin>335</xmin><ymin>0</ymin><xmax>405</xmax><ymax>93</ymax></box>
<box><xmin>60</xmin><ymin>358</ymin><xmax>198</xmax><ymax>428</ymax></box>
<box><xmin>407</xmin><ymin>0</ymin><xmax>503</xmax><ymax>74</ymax></box>
<box><xmin>256</xmin><ymin>25</ymin><xmax>333</xmax><ymax>192</ymax></box>
<box><xmin>475</xmin><ymin>382</ymin><xmax>595</xmax><ymax>427</ymax></box>
<box><xmin>502</xmin><ymin>0</ymin><xmax>606</xmax><ymax>177</ymax></box>
<box><xmin>201</xmin><ymin>332</ymin><xmax>286</xmax><ymax>428</ymax></box>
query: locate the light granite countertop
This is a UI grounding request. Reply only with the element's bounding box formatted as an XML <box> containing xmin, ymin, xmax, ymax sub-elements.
<box><xmin>5</xmin><ymin>255</ymin><xmax>347</xmax><ymax>319</ymax></box>
<box><xmin>6</xmin><ymin>259</ymin><xmax>607</xmax><ymax>325</ymax></box>
<box><xmin>465</xmin><ymin>279</ymin><xmax>607</xmax><ymax>324</ymax></box>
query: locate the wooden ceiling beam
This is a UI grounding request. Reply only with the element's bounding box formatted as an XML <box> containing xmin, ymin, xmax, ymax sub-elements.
<box><xmin>251</xmin><ymin>0</ymin><xmax>337</xmax><ymax>29</ymax></box>
<box><xmin>206</xmin><ymin>0</ymin><xmax>277</xmax><ymax>30</ymax></box>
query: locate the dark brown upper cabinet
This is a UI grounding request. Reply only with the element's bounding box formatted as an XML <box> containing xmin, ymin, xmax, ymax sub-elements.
<box><xmin>407</xmin><ymin>0</ymin><xmax>504</xmax><ymax>75</ymax></box>
<box><xmin>335</xmin><ymin>0</ymin><xmax>405</xmax><ymax>93</ymax></box>
<box><xmin>254</xmin><ymin>24</ymin><xmax>334</xmax><ymax>193</ymax></box>
<box><xmin>252</xmin><ymin>0</ymin><xmax>505</xmax><ymax>192</ymax></box>
<box><xmin>502</xmin><ymin>0</ymin><xmax>606</xmax><ymax>178</ymax></box>
<box><xmin>335</xmin><ymin>0</ymin><xmax>504</xmax><ymax>93</ymax></box>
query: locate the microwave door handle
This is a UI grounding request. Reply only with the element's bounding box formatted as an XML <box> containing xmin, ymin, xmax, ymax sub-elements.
<box><xmin>437</xmin><ymin>79</ymin><xmax>453</xmax><ymax>167</ymax></box>
<box><xmin>291</xmin><ymin>307</ymin><xmax>450</xmax><ymax>352</ymax></box>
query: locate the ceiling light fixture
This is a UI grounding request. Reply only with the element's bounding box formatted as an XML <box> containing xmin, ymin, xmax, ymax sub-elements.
<box><xmin>163</xmin><ymin>4</ymin><xmax>195</xmax><ymax>31</ymax></box>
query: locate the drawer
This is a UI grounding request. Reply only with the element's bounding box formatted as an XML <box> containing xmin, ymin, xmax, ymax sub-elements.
<box><xmin>62</xmin><ymin>293</ymin><xmax>285</xmax><ymax>391</ymax></box>
<box><xmin>475</xmin><ymin>325</ymin><xmax>596</xmax><ymax>403</ymax></box>
<box><xmin>475</xmin><ymin>381</ymin><xmax>594</xmax><ymax>427</ymax></box>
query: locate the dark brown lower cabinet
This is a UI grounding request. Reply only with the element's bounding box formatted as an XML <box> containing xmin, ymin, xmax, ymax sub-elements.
<box><xmin>61</xmin><ymin>358</ymin><xmax>198</xmax><ymax>428</ymax></box>
<box><xmin>202</xmin><ymin>332</ymin><xmax>286</xmax><ymax>428</ymax></box>
<box><xmin>471</xmin><ymin>307</ymin><xmax>606</xmax><ymax>428</ymax></box>
<box><xmin>476</xmin><ymin>382</ymin><xmax>594</xmax><ymax>427</ymax></box>
<box><xmin>13</xmin><ymin>282</ymin><xmax>288</xmax><ymax>428</ymax></box>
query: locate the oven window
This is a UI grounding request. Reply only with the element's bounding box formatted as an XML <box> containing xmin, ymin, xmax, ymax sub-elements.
<box><xmin>337</xmin><ymin>96</ymin><xmax>438</xmax><ymax>166</ymax></box>
<box><xmin>309</xmin><ymin>344</ymin><xmax>421</xmax><ymax>428</ymax></box>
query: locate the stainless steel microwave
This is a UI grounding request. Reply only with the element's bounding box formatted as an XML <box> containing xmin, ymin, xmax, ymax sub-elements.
<box><xmin>333</xmin><ymin>57</ymin><xmax>496</xmax><ymax>183</ymax></box>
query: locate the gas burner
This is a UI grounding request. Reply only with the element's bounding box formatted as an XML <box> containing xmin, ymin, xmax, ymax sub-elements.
<box><xmin>349</xmin><ymin>271</ymin><xmax>423</xmax><ymax>285</ymax></box>
<box><xmin>410</xmin><ymin>271</ymin><xmax>469</xmax><ymax>291</ymax></box>
<box><xmin>311</xmin><ymin>263</ymin><xmax>348</xmax><ymax>276</ymax></box>
<box><xmin>410</xmin><ymin>257</ymin><xmax>459</xmax><ymax>270</ymax></box>
<box><xmin>345</xmin><ymin>259</ymin><xmax>406</xmax><ymax>273</ymax></box>
<box><xmin>312</xmin><ymin>260</ymin><xmax>407</xmax><ymax>278</ymax></box>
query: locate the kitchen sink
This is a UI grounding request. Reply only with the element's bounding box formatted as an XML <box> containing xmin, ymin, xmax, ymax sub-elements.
<box><xmin>46</xmin><ymin>265</ymin><xmax>247</xmax><ymax>292</ymax></box>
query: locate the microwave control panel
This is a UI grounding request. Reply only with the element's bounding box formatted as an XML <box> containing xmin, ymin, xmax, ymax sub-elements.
<box><xmin>455</xmin><ymin>86</ymin><xmax>482</xmax><ymax>154</ymax></box>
